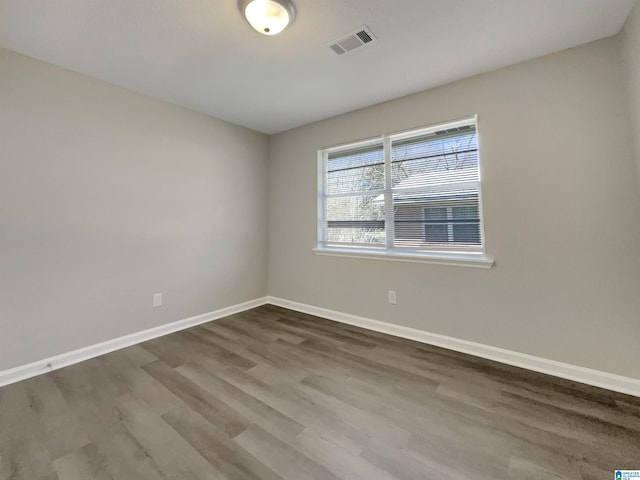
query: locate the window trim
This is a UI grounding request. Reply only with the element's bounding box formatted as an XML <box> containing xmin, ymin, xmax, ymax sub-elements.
<box><xmin>312</xmin><ymin>247</ymin><xmax>494</xmax><ymax>269</ymax></box>
<box><xmin>316</xmin><ymin>115</ymin><xmax>493</xmax><ymax>268</ymax></box>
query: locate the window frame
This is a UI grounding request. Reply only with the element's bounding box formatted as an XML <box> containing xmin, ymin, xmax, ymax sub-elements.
<box><xmin>315</xmin><ymin>116</ymin><xmax>493</xmax><ymax>269</ymax></box>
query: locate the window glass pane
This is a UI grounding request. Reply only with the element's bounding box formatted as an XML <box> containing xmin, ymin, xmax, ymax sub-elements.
<box><xmin>451</xmin><ymin>205</ymin><xmax>481</xmax><ymax>244</ymax></box>
<box><xmin>327</xmin><ymin>145</ymin><xmax>384</xmax><ymax>196</ymax></box>
<box><xmin>424</xmin><ymin>225</ymin><xmax>448</xmax><ymax>243</ymax></box>
<box><xmin>327</xmin><ymin>164</ymin><xmax>384</xmax><ymax>195</ymax></box>
<box><xmin>394</xmin><ymin>196</ymin><xmax>483</xmax><ymax>247</ymax></box>
<box><xmin>326</xmin><ymin>227</ymin><xmax>385</xmax><ymax>245</ymax></box>
<box><xmin>424</xmin><ymin>207</ymin><xmax>447</xmax><ymax>220</ymax></box>
<box><xmin>391</xmin><ymin>126</ymin><xmax>478</xmax><ymax>192</ymax></box>
<box><xmin>452</xmin><ymin>223</ymin><xmax>481</xmax><ymax>244</ymax></box>
<box><xmin>392</xmin><ymin>127</ymin><xmax>478</xmax><ymax>162</ymax></box>
<box><xmin>326</xmin><ymin>195</ymin><xmax>385</xmax><ymax>245</ymax></box>
<box><xmin>423</xmin><ymin>207</ymin><xmax>448</xmax><ymax>243</ymax></box>
<box><xmin>393</xmin><ymin>200</ymin><xmax>481</xmax><ymax>247</ymax></box>
<box><xmin>328</xmin><ymin>144</ymin><xmax>383</xmax><ymax>170</ymax></box>
<box><xmin>452</xmin><ymin>205</ymin><xmax>479</xmax><ymax>219</ymax></box>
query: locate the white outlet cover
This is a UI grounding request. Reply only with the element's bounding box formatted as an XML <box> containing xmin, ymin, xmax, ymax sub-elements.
<box><xmin>153</xmin><ymin>293</ymin><xmax>162</xmax><ymax>307</ymax></box>
<box><xmin>388</xmin><ymin>290</ymin><xmax>397</xmax><ymax>305</ymax></box>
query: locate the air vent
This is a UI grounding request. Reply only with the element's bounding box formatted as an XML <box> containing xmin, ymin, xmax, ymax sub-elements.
<box><xmin>328</xmin><ymin>26</ymin><xmax>376</xmax><ymax>55</ymax></box>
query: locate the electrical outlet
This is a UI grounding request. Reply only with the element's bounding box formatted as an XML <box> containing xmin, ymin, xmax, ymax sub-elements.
<box><xmin>388</xmin><ymin>290</ymin><xmax>397</xmax><ymax>305</ymax></box>
<box><xmin>153</xmin><ymin>293</ymin><xmax>162</xmax><ymax>307</ymax></box>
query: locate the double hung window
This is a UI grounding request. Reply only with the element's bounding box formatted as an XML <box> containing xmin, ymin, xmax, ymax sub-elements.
<box><xmin>317</xmin><ymin>117</ymin><xmax>490</xmax><ymax>266</ymax></box>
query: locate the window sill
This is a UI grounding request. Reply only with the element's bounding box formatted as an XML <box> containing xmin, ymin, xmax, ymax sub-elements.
<box><xmin>313</xmin><ymin>247</ymin><xmax>494</xmax><ymax>269</ymax></box>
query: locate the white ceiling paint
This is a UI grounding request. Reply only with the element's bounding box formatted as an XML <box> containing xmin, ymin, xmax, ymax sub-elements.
<box><xmin>0</xmin><ymin>0</ymin><xmax>635</xmax><ymax>134</ymax></box>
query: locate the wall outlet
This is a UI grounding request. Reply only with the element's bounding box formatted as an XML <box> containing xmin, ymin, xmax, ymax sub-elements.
<box><xmin>152</xmin><ymin>293</ymin><xmax>162</xmax><ymax>307</ymax></box>
<box><xmin>388</xmin><ymin>290</ymin><xmax>397</xmax><ymax>305</ymax></box>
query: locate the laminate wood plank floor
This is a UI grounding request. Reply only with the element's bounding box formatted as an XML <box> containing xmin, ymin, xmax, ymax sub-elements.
<box><xmin>1</xmin><ymin>305</ymin><xmax>639</xmax><ymax>479</ymax></box>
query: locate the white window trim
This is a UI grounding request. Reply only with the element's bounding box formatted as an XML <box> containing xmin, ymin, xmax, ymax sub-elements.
<box><xmin>316</xmin><ymin>115</ymin><xmax>494</xmax><ymax>268</ymax></box>
<box><xmin>312</xmin><ymin>247</ymin><xmax>494</xmax><ymax>269</ymax></box>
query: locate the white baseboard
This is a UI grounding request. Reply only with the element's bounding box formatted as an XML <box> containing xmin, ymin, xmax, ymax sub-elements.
<box><xmin>3</xmin><ymin>295</ymin><xmax>639</xmax><ymax>397</ymax></box>
<box><xmin>267</xmin><ymin>296</ymin><xmax>640</xmax><ymax>398</ymax></box>
<box><xmin>0</xmin><ymin>297</ymin><xmax>269</xmax><ymax>388</ymax></box>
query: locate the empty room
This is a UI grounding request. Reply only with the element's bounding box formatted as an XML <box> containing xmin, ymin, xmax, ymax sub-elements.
<box><xmin>1</xmin><ymin>0</ymin><xmax>640</xmax><ymax>478</ymax></box>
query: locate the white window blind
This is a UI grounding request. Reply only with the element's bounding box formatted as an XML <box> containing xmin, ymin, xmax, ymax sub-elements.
<box><xmin>321</xmin><ymin>141</ymin><xmax>385</xmax><ymax>247</ymax></box>
<box><xmin>318</xmin><ymin>117</ymin><xmax>485</xmax><ymax>258</ymax></box>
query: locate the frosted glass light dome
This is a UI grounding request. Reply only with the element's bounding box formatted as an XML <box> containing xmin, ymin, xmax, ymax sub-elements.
<box><xmin>243</xmin><ymin>0</ymin><xmax>296</xmax><ymax>36</ymax></box>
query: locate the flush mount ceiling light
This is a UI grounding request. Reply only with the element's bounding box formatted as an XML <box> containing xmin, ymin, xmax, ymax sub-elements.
<box><xmin>242</xmin><ymin>0</ymin><xmax>296</xmax><ymax>36</ymax></box>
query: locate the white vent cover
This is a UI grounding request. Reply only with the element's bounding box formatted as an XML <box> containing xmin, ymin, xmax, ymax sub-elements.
<box><xmin>328</xmin><ymin>26</ymin><xmax>376</xmax><ymax>55</ymax></box>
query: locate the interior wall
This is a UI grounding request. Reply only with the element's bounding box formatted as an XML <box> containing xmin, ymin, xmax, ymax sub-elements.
<box><xmin>0</xmin><ymin>48</ymin><xmax>269</xmax><ymax>371</ymax></box>
<box><xmin>268</xmin><ymin>37</ymin><xmax>640</xmax><ymax>379</ymax></box>
<box><xmin>622</xmin><ymin>0</ymin><xmax>640</xmax><ymax>181</ymax></box>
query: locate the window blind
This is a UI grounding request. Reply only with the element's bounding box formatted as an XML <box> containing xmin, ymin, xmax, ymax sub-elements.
<box><xmin>391</xmin><ymin>124</ymin><xmax>481</xmax><ymax>250</ymax></box>
<box><xmin>319</xmin><ymin>117</ymin><xmax>484</xmax><ymax>255</ymax></box>
<box><xmin>322</xmin><ymin>142</ymin><xmax>385</xmax><ymax>247</ymax></box>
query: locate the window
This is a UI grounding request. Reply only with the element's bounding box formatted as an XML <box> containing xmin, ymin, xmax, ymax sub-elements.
<box><xmin>317</xmin><ymin>117</ymin><xmax>490</xmax><ymax>266</ymax></box>
<box><xmin>423</xmin><ymin>202</ymin><xmax>481</xmax><ymax>244</ymax></box>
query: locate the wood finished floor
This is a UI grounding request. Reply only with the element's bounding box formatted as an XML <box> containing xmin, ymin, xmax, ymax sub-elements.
<box><xmin>1</xmin><ymin>305</ymin><xmax>639</xmax><ymax>480</ymax></box>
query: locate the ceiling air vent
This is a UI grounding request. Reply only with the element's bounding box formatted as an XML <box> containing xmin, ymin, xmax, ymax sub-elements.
<box><xmin>328</xmin><ymin>26</ymin><xmax>376</xmax><ymax>55</ymax></box>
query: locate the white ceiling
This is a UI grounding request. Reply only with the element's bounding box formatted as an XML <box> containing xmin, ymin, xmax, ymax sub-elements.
<box><xmin>0</xmin><ymin>0</ymin><xmax>635</xmax><ymax>134</ymax></box>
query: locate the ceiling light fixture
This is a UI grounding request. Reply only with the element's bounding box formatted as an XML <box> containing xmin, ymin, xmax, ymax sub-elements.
<box><xmin>242</xmin><ymin>0</ymin><xmax>296</xmax><ymax>36</ymax></box>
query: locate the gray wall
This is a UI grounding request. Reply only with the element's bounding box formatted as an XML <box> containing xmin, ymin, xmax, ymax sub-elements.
<box><xmin>0</xmin><ymin>49</ymin><xmax>269</xmax><ymax>371</ymax></box>
<box><xmin>268</xmin><ymin>37</ymin><xmax>640</xmax><ymax>378</ymax></box>
<box><xmin>3</xmin><ymin>19</ymin><xmax>640</xmax><ymax>381</ymax></box>
<box><xmin>623</xmin><ymin>0</ymin><xmax>640</xmax><ymax>180</ymax></box>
